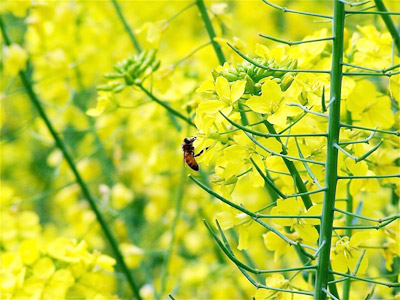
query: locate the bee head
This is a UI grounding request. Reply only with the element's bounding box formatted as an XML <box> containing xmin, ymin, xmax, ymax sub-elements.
<box><xmin>183</xmin><ymin>137</ymin><xmax>196</xmax><ymax>144</ymax></box>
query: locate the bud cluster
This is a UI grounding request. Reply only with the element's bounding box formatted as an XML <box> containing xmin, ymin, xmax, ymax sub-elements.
<box><xmin>212</xmin><ymin>57</ymin><xmax>297</xmax><ymax>95</ymax></box>
<box><xmin>97</xmin><ymin>49</ymin><xmax>160</xmax><ymax>93</ymax></box>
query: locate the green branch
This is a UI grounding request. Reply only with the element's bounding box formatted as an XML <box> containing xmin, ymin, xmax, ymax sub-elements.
<box><xmin>209</xmin><ymin>220</ymin><xmax>315</xmax><ymax>296</ymax></box>
<box><xmin>244</xmin><ymin>131</ymin><xmax>326</xmax><ymax>166</ymax></box>
<box><xmin>261</xmin><ymin>0</ymin><xmax>333</xmax><ymax>19</ymax></box>
<box><xmin>111</xmin><ymin>0</ymin><xmax>142</xmax><ymax>53</ymax></box>
<box><xmin>220</xmin><ymin>111</ymin><xmax>328</xmax><ymax>138</ymax></box>
<box><xmin>373</xmin><ymin>0</ymin><xmax>400</xmax><ymax>53</ymax></box>
<box><xmin>340</xmin><ymin>123</ymin><xmax>400</xmax><ymax>136</ymax></box>
<box><xmin>195</xmin><ymin>0</ymin><xmax>226</xmax><ymax>65</ymax></box>
<box><xmin>338</xmin><ymin>174</ymin><xmax>400</xmax><ymax>179</ymax></box>
<box><xmin>228</xmin><ymin>43</ymin><xmax>331</xmax><ymax>74</ymax></box>
<box><xmin>189</xmin><ymin>175</ymin><xmax>316</xmax><ymax>252</ymax></box>
<box><xmin>0</xmin><ymin>17</ymin><xmax>142</xmax><ymax>300</ymax></box>
<box><xmin>330</xmin><ymin>271</ymin><xmax>400</xmax><ymax>287</ymax></box>
<box><xmin>259</xmin><ymin>34</ymin><xmax>334</xmax><ymax>46</ymax></box>
<box><xmin>138</xmin><ymin>84</ymin><xmax>195</xmax><ymax>127</ymax></box>
<box><xmin>204</xmin><ymin>220</ymin><xmax>317</xmax><ymax>274</ymax></box>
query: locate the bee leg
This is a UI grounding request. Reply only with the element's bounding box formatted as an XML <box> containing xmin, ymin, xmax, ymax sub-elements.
<box><xmin>194</xmin><ymin>147</ymin><xmax>209</xmax><ymax>157</ymax></box>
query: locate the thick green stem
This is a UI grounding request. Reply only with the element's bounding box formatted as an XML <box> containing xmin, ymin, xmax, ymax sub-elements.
<box><xmin>373</xmin><ymin>0</ymin><xmax>400</xmax><ymax>53</ymax></box>
<box><xmin>111</xmin><ymin>0</ymin><xmax>142</xmax><ymax>53</ymax></box>
<box><xmin>195</xmin><ymin>0</ymin><xmax>226</xmax><ymax>65</ymax></box>
<box><xmin>0</xmin><ymin>17</ymin><xmax>142</xmax><ymax>300</ymax></box>
<box><xmin>314</xmin><ymin>1</ymin><xmax>345</xmax><ymax>299</ymax></box>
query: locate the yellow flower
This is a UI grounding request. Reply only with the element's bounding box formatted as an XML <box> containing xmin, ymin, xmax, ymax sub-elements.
<box><xmin>352</xmin><ymin>25</ymin><xmax>392</xmax><ymax>69</ymax></box>
<box><xmin>19</xmin><ymin>239</ymin><xmax>40</xmax><ymax>266</ymax></box>
<box><xmin>254</xmin><ymin>274</ymin><xmax>290</xmax><ymax>300</ymax></box>
<box><xmin>135</xmin><ymin>20</ymin><xmax>168</xmax><ymax>48</ymax></box>
<box><xmin>216</xmin><ymin>209</ymin><xmax>252</xmax><ymax>250</ymax></box>
<box><xmin>3</xmin><ymin>44</ymin><xmax>28</xmax><ymax>76</ymax></box>
<box><xmin>111</xmin><ymin>183</ymin><xmax>134</xmax><ymax>210</ymax></box>
<box><xmin>246</xmin><ymin>79</ymin><xmax>282</xmax><ymax>115</ymax></box>
<box><xmin>120</xmin><ymin>243</ymin><xmax>144</xmax><ymax>268</ymax></box>
<box><xmin>87</xmin><ymin>91</ymin><xmax>119</xmax><ymax>117</ymax></box>
<box><xmin>270</xmin><ymin>198</ymin><xmax>320</xmax><ymax>244</ymax></box>
<box><xmin>331</xmin><ymin>232</ymin><xmax>370</xmax><ymax>274</ymax></box>
<box><xmin>347</xmin><ymin>80</ymin><xmax>394</xmax><ymax>129</ymax></box>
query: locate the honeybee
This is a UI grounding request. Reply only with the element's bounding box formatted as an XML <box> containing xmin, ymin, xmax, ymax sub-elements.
<box><xmin>182</xmin><ymin>137</ymin><xmax>207</xmax><ymax>171</ymax></box>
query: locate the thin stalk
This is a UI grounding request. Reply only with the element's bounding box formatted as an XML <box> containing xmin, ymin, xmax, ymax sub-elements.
<box><xmin>343</xmin><ymin>70</ymin><xmax>400</xmax><ymax>76</ymax></box>
<box><xmin>262</xmin><ymin>121</ymin><xmax>314</xmax><ymax>210</ymax></box>
<box><xmin>257</xmin><ymin>214</ymin><xmax>321</xmax><ymax>219</ymax></box>
<box><xmin>261</xmin><ymin>0</ymin><xmax>333</xmax><ymax>19</ymax></box>
<box><xmin>334</xmin><ymin>208</ymin><xmax>391</xmax><ymax>222</ymax></box>
<box><xmin>286</xmin><ymin>103</ymin><xmax>329</xmax><ymax>118</ymax></box>
<box><xmin>339</xmin><ymin>0</ymin><xmax>370</xmax><ymax>7</ymax></box>
<box><xmin>259</xmin><ymin>34</ymin><xmax>334</xmax><ymax>46</ymax></box>
<box><xmin>173</xmin><ymin>41</ymin><xmax>211</xmax><ymax>67</ymax></box>
<box><xmin>205</xmin><ymin>221</ymin><xmax>317</xmax><ymax>274</ymax></box>
<box><xmin>138</xmin><ymin>84</ymin><xmax>195</xmax><ymax>127</ymax></box>
<box><xmin>167</xmin><ymin>1</ymin><xmax>196</xmax><ymax>23</ymax></box>
<box><xmin>212</xmin><ymin>220</ymin><xmax>314</xmax><ymax>296</ymax></box>
<box><xmin>195</xmin><ymin>0</ymin><xmax>226</xmax><ymax>65</ymax></box>
<box><xmin>245</xmin><ymin>131</ymin><xmax>326</xmax><ymax>166</ymax></box>
<box><xmin>278</xmin><ymin>112</ymin><xmax>308</xmax><ymax>134</ymax></box>
<box><xmin>222</xmin><ymin>112</ymin><xmax>328</xmax><ymax>138</ymax></box>
<box><xmin>345</xmin><ymin>10</ymin><xmax>400</xmax><ymax>15</ymax></box>
<box><xmin>373</xmin><ymin>0</ymin><xmax>400</xmax><ymax>53</ymax></box>
<box><xmin>221</xmin><ymin>111</ymin><xmax>328</xmax><ymax>138</ymax></box>
<box><xmin>294</xmin><ymin>137</ymin><xmax>323</xmax><ymax>189</ymax></box>
<box><xmin>342</xmin><ymin>182</ymin><xmax>353</xmax><ymax>300</ymax></box>
<box><xmin>110</xmin><ymin>0</ymin><xmax>142</xmax><ymax>53</ymax></box>
<box><xmin>228</xmin><ymin>43</ymin><xmax>331</xmax><ymax>74</ymax></box>
<box><xmin>189</xmin><ymin>175</ymin><xmax>315</xmax><ymax>251</ymax></box>
<box><xmin>333</xmin><ymin>217</ymin><xmax>396</xmax><ymax>229</ymax></box>
<box><xmin>342</xmin><ymin>62</ymin><xmax>400</xmax><ymax>73</ymax></box>
<box><xmin>314</xmin><ymin>1</ymin><xmax>345</xmax><ymax>299</ymax></box>
<box><xmin>330</xmin><ymin>271</ymin><xmax>400</xmax><ymax>287</ymax></box>
<box><xmin>340</xmin><ymin>123</ymin><xmax>400</xmax><ymax>136</ymax></box>
<box><xmin>0</xmin><ymin>17</ymin><xmax>143</xmax><ymax>300</ymax></box>
<box><xmin>322</xmin><ymin>288</ymin><xmax>340</xmax><ymax>300</ymax></box>
<box><xmin>338</xmin><ymin>130</ymin><xmax>375</xmax><ymax>145</ymax></box>
<box><xmin>250</xmin><ymin>157</ymin><xmax>287</xmax><ymax>199</ymax></box>
<box><xmin>338</xmin><ymin>174</ymin><xmax>400</xmax><ymax>179</ymax></box>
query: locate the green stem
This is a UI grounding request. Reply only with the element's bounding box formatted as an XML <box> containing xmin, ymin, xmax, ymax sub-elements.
<box><xmin>195</xmin><ymin>0</ymin><xmax>226</xmax><ymax>65</ymax></box>
<box><xmin>0</xmin><ymin>17</ymin><xmax>143</xmax><ymax>300</ymax></box>
<box><xmin>111</xmin><ymin>0</ymin><xmax>142</xmax><ymax>53</ymax></box>
<box><xmin>138</xmin><ymin>85</ymin><xmax>195</xmax><ymax>127</ymax></box>
<box><xmin>314</xmin><ymin>1</ymin><xmax>345</xmax><ymax>299</ymax></box>
<box><xmin>373</xmin><ymin>0</ymin><xmax>400</xmax><ymax>53</ymax></box>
